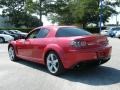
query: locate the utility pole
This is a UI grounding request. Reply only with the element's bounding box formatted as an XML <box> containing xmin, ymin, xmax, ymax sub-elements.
<box><xmin>39</xmin><ymin>0</ymin><xmax>43</xmax><ymax>26</ymax></box>
<box><xmin>116</xmin><ymin>0</ymin><xmax>120</xmax><ymax>26</ymax></box>
<box><xmin>116</xmin><ymin>13</ymin><xmax>118</xmax><ymax>26</ymax></box>
<box><xmin>100</xmin><ymin>0</ymin><xmax>103</xmax><ymax>33</ymax></box>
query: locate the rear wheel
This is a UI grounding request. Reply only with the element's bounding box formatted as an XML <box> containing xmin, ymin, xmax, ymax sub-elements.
<box><xmin>46</xmin><ymin>51</ymin><xmax>64</xmax><ymax>75</ymax></box>
<box><xmin>0</xmin><ymin>37</ymin><xmax>5</xmax><ymax>43</ymax></box>
<box><xmin>8</xmin><ymin>46</ymin><xmax>18</xmax><ymax>61</ymax></box>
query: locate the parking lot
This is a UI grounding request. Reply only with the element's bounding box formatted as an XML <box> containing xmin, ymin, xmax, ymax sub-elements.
<box><xmin>0</xmin><ymin>38</ymin><xmax>120</xmax><ymax>90</ymax></box>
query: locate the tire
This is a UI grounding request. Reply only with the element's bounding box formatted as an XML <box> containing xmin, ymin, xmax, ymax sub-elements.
<box><xmin>91</xmin><ymin>59</ymin><xmax>110</xmax><ymax>68</ymax></box>
<box><xmin>8</xmin><ymin>45</ymin><xmax>18</xmax><ymax>61</ymax></box>
<box><xmin>100</xmin><ymin>59</ymin><xmax>110</xmax><ymax>65</ymax></box>
<box><xmin>0</xmin><ymin>37</ymin><xmax>5</xmax><ymax>43</ymax></box>
<box><xmin>46</xmin><ymin>51</ymin><xmax>64</xmax><ymax>75</ymax></box>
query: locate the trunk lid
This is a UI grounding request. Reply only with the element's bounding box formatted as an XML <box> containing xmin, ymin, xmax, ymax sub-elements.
<box><xmin>72</xmin><ymin>34</ymin><xmax>108</xmax><ymax>48</ymax></box>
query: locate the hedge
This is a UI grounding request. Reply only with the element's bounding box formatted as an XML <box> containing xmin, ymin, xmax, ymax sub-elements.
<box><xmin>0</xmin><ymin>27</ymin><xmax>106</xmax><ymax>34</ymax></box>
<box><xmin>0</xmin><ymin>28</ymin><xmax>32</xmax><ymax>33</ymax></box>
<box><xmin>85</xmin><ymin>27</ymin><xmax>106</xmax><ymax>33</ymax></box>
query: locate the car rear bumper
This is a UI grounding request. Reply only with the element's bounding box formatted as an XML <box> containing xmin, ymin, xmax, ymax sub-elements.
<box><xmin>62</xmin><ymin>46</ymin><xmax>112</xmax><ymax>69</ymax></box>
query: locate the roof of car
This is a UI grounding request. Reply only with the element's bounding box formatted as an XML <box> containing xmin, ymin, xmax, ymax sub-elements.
<box><xmin>34</xmin><ymin>25</ymin><xmax>77</xmax><ymax>31</ymax></box>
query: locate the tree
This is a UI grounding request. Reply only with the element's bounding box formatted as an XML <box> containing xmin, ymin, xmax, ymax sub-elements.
<box><xmin>101</xmin><ymin>0</ymin><xmax>119</xmax><ymax>25</ymax></box>
<box><xmin>0</xmin><ymin>0</ymin><xmax>41</xmax><ymax>27</ymax></box>
<box><xmin>0</xmin><ymin>0</ymin><xmax>25</xmax><ymax>15</ymax></box>
<box><xmin>71</xmin><ymin>0</ymin><xmax>99</xmax><ymax>27</ymax></box>
<box><xmin>26</xmin><ymin>0</ymin><xmax>47</xmax><ymax>26</ymax></box>
<box><xmin>47</xmin><ymin>0</ymin><xmax>119</xmax><ymax>27</ymax></box>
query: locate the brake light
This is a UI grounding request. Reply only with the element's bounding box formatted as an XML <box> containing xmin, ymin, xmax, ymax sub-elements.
<box><xmin>97</xmin><ymin>37</ymin><xmax>109</xmax><ymax>46</ymax></box>
<box><xmin>71</xmin><ymin>40</ymin><xmax>87</xmax><ymax>47</ymax></box>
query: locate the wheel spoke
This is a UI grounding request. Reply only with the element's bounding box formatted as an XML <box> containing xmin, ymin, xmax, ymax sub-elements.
<box><xmin>49</xmin><ymin>65</ymin><xmax>53</xmax><ymax>71</ymax></box>
<box><xmin>0</xmin><ymin>38</ymin><xmax>3</xmax><ymax>43</ymax></box>
<box><xmin>53</xmin><ymin>65</ymin><xmax>58</xmax><ymax>72</ymax></box>
<box><xmin>47</xmin><ymin>55</ymin><xmax>51</xmax><ymax>60</ymax></box>
<box><xmin>9</xmin><ymin>47</ymin><xmax>15</xmax><ymax>60</ymax></box>
<box><xmin>50</xmin><ymin>54</ymin><xmax>54</xmax><ymax>61</ymax></box>
<box><xmin>47</xmin><ymin>59</ymin><xmax>52</xmax><ymax>64</ymax></box>
<box><xmin>53</xmin><ymin>59</ymin><xmax>58</xmax><ymax>64</ymax></box>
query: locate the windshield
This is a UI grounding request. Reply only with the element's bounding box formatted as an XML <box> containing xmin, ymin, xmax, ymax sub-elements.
<box><xmin>8</xmin><ymin>31</ymin><xmax>16</xmax><ymax>34</ymax></box>
<box><xmin>14</xmin><ymin>30</ymin><xmax>22</xmax><ymax>34</ymax></box>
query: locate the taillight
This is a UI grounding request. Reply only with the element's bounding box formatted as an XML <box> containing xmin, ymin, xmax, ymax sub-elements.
<box><xmin>97</xmin><ymin>37</ymin><xmax>109</xmax><ymax>46</ymax></box>
<box><xmin>71</xmin><ymin>40</ymin><xmax>87</xmax><ymax>48</ymax></box>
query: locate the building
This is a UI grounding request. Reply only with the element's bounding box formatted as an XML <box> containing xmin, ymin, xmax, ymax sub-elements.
<box><xmin>0</xmin><ymin>16</ymin><xmax>14</xmax><ymax>28</ymax></box>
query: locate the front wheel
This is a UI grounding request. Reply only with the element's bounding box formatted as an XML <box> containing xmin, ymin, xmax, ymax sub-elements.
<box><xmin>8</xmin><ymin>46</ymin><xmax>18</xmax><ymax>61</ymax></box>
<box><xmin>0</xmin><ymin>37</ymin><xmax>5</xmax><ymax>43</ymax></box>
<box><xmin>46</xmin><ymin>51</ymin><xmax>64</xmax><ymax>75</ymax></box>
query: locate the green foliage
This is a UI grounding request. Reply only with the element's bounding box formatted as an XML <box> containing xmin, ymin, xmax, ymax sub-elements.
<box><xmin>47</xmin><ymin>0</ymin><xmax>119</xmax><ymax>27</ymax></box>
<box><xmin>0</xmin><ymin>27</ymin><xmax>103</xmax><ymax>33</ymax></box>
<box><xmin>71</xmin><ymin>0</ymin><xmax>99</xmax><ymax>27</ymax></box>
<box><xmin>27</xmin><ymin>0</ymin><xmax>46</xmax><ymax>24</ymax></box>
<box><xmin>0</xmin><ymin>28</ymin><xmax>32</xmax><ymax>33</ymax></box>
<box><xmin>0</xmin><ymin>0</ymin><xmax>42</xmax><ymax>28</ymax></box>
<box><xmin>0</xmin><ymin>0</ymin><xmax>120</xmax><ymax>29</ymax></box>
<box><xmin>85</xmin><ymin>27</ymin><xmax>106</xmax><ymax>33</ymax></box>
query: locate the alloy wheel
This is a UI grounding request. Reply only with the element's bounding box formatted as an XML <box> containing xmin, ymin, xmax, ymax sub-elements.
<box><xmin>0</xmin><ymin>38</ymin><xmax>4</xmax><ymax>43</ymax></box>
<box><xmin>46</xmin><ymin>53</ymin><xmax>59</xmax><ymax>74</ymax></box>
<box><xmin>8</xmin><ymin>47</ymin><xmax>15</xmax><ymax>61</ymax></box>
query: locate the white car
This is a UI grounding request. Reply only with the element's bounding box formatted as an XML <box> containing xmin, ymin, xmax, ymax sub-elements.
<box><xmin>0</xmin><ymin>34</ymin><xmax>14</xmax><ymax>43</ymax></box>
<box><xmin>100</xmin><ymin>30</ymin><xmax>109</xmax><ymax>36</ymax></box>
<box><xmin>115</xmin><ymin>31</ymin><xmax>120</xmax><ymax>38</ymax></box>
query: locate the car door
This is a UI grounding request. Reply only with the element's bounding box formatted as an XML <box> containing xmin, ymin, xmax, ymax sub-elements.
<box><xmin>31</xmin><ymin>28</ymin><xmax>49</xmax><ymax>62</ymax></box>
<box><xmin>17</xmin><ymin>29</ymin><xmax>39</xmax><ymax>60</ymax></box>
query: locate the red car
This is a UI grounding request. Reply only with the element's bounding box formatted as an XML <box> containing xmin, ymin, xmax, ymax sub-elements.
<box><xmin>8</xmin><ymin>26</ymin><xmax>112</xmax><ymax>75</ymax></box>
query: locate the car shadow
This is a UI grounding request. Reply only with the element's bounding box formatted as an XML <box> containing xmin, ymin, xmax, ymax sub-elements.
<box><xmin>60</xmin><ymin>66</ymin><xmax>120</xmax><ymax>86</ymax></box>
<box><xmin>16</xmin><ymin>60</ymin><xmax>120</xmax><ymax>86</ymax></box>
<box><xmin>16</xmin><ymin>59</ymin><xmax>48</xmax><ymax>73</ymax></box>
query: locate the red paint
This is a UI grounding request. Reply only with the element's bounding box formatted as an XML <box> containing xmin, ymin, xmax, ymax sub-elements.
<box><xmin>9</xmin><ymin>26</ymin><xmax>112</xmax><ymax>69</ymax></box>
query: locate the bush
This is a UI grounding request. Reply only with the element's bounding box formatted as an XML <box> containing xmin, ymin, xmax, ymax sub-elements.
<box><xmin>85</xmin><ymin>27</ymin><xmax>106</xmax><ymax>33</ymax></box>
<box><xmin>0</xmin><ymin>28</ymin><xmax>33</xmax><ymax>33</ymax></box>
<box><xmin>0</xmin><ymin>27</ymin><xmax>106</xmax><ymax>34</ymax></box>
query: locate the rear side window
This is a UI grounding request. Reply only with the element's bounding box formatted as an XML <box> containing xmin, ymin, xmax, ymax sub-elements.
<box><xmin>37</xmin><ymin>28</ymin><xmax>49</xmax><ymax>38</ymax></box>
<box><xmin>56</xmin><ymin>27</ymin><xmax>91</xmax><ymax>37</ymax></box>
<box><xmin>27</xmin><ymin>30</ymin><xmax>39</xmax><ymax>39</ymax></box>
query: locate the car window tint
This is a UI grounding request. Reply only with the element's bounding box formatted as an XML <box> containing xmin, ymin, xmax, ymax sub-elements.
<box><xmin>27</xmin><ymin>29</ymin><xmax>39</xmax><ymax>39</ymax></box>
<box><xmin>56</xmin><ymin>27</ymin><xmax>91</xmax><ymax>37</ymax></box>
<box><xmin>36</xmin><ymin>28</ymin><xmax>49</xmax><ymax>38</ymax></box>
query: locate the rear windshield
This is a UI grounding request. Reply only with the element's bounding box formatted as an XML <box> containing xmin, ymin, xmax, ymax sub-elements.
<box><xmin>56</xmin><ymin>27</ymin><xmax>91</xmax><ymax>37</ymax></box>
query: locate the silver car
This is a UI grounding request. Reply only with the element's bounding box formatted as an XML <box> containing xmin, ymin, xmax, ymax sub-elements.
<box><xmin>0</xmin><ymin>34</ymin><xmax>14</xmax><ymax>43</ymax></box>
<box><xmin>115</xmin><ymin>31</ymin><xmax>120</xmax><ymax>39</ymax></box>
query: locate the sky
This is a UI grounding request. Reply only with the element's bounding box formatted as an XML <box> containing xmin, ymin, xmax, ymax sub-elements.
<box><xmin>107</xmin><ymin>7</ymin><xmax>120</xmax><ymax>25</ymax></box>
<box><xmin>0</xmin><ymin>7</ymin><xmax>120</xmax><ymax>25</ymax></box>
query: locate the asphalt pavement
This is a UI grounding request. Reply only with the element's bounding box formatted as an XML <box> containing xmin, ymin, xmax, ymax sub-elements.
<box><xmin>0</xmin><ymin>38</ymin><xmax>120</xmax><ymax>90</ymax></box>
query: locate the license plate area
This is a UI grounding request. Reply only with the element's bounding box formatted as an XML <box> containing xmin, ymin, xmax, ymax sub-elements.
<box><xmin>97</xmin><ymin>51</ymin><xmax>106</xmax><ymax>59</ymax></box>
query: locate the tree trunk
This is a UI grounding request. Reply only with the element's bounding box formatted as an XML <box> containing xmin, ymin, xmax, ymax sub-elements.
<box><xmin>39</xmin><ymin>0</ymin><xmax>43</xmax><ymax>26</ymax></box>
<box><xmin>82</xmin><ymin>22</ymin><xmax>87</xmax><ymax>28</ymax></box>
